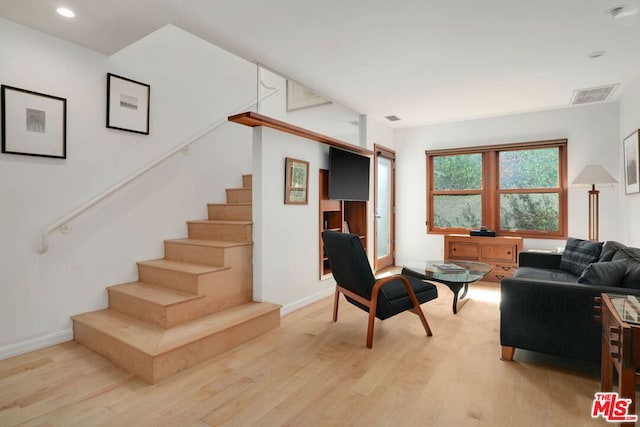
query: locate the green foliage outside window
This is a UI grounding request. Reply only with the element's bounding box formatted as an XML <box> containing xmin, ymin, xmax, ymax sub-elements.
<box><xmin>431</xmin><ymin>147</ymin><xmax>561</xmax><ymax>233</ymax></box>
<box><xmin>433</xmin><ymin>154</ymin><xmax>482</xmax><ymax>190</ymax></box>
<box><xmin>499</xmin><ymin>148</ymin><xmax>560</xmax><ymax>232</ymax></box>
<box><xmin>500</xmin><ymin>148</ymin><xmax>558</xmax><ymax>189</ymax></box>
<box><xmin>500</xmin><ymin>193</ymin><xmax>559</xmax><ymax>231</ymax></box>
<box><xmin>433</xmin><ymin>195</ymin><xmax>481</xmax><ymax>228</ymax></box>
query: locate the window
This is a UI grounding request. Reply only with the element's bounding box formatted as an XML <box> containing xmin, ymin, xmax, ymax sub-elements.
<box><xmin>426</xmin><ymin>139</ymin><xmax>567</xmax><ymax>238</ymax></box>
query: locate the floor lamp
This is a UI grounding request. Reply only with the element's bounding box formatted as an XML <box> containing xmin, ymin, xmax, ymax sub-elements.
<box><xmin>572</xmin><ymin>165</ymin><xmax>618</xmax><ymax>241</ymax></box>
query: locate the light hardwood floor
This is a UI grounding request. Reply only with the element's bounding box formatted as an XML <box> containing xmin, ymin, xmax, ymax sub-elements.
<box><xmin>0</xmin><ymin>279</ymin><xmax>613</xmax><ymax>426</ymax></box>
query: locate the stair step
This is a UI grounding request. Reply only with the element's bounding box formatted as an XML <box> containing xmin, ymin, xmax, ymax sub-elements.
<box><xmin>137</xmin><ymin>259</ymin><xmax>230</xmax><ymax>293</ymax></box>
<box><xmin>72</xmin><ymin>302</ymin><xmax>281</xmax><ymax>383</ymax></box>
<box><xmin>226</xmin><ymin>187</ymin><xmax>251</xmax><ymax>203</ymax></box>
<box><xmin>187</xmin><ymin>220</ymin><xmax>252</xmax><ymax>242</ymax></box>
<box><xmin>242</xmin><ymin>174</ymin><xmax>252</xmax><ymax>188</ymax></box>
<box><xmin>207</xmin><ymin>203</ymin><xmax>252</xmax><ymax>221</ymax></box>
<box><xmin>107</xmin><ymin>281</ymin><xmax>205</xmax><ymax>328</ymax></box>
<box><xmin>164</xmin><ymin>239</ymin><xmax>252</xmax><ymax>266</ymax></box>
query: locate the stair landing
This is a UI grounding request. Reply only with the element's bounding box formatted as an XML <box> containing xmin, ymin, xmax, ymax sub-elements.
<box><xmin>73</xmin><ymin>302</ymin><xmax>281</xmax><ymax>384</ymax></box>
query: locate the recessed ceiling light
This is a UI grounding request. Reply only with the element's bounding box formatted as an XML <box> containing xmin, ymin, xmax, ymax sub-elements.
<box><xmin>384</xmin><ymin>115</ymin><xmax>401</xmax><ymax>122</ymax></box>
<box><xmin>56</xmin><ymin>7</ymin><xmax>75</xmax><ymax>18</ymax></box>
<box><xmin>589</xmin><ymin>51</ymin><xmax>606</xmax><ymax>59</ymax></box>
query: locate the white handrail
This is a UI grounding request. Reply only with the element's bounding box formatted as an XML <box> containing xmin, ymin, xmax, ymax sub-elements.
<box><xmin>38</xmin><ymin>86</ymin><xmax>279</xmax><ymax>253</ymax></box>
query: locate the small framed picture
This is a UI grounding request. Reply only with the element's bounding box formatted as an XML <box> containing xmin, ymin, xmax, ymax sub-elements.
<box><xmin>284</xmin><ymin>157</ymin><xmax>309</xmax><ymax>204</ymax></box>
<box><xmin>106</xmin><ymin>73</ymin><xmax>150</xmax><ymax>134</ymax></box>
<box><xmin>623</xmin><ymin>129</ymin><xmax>640</xmax><ymax>194</ymax></box>
<box><xmin>1</xmin><ymin>85</ymin><xmax>67</xmax><ymax>159</ymax></box>
<box><xmin>286</xmin><ymin>80</ymin><xmax>331</xmax><ymax>112</ymax></box>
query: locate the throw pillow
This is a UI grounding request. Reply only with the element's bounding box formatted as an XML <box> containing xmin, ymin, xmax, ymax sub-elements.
<box><xmin>599</xmin><ymin>241</ymin><xmax>627</xmax><ymax>262</ymax></box>
<box><xmin>612</xmin><ymin>247</ymin><xmax>640</xmax><ymax>262</ymax></box>
<box><xmin>559</xmin><ymin>237</ymin><xmax>604</xmax><ymax>276</ymax></box>
<box><xmin>577</xmin><ymin>259</ymin><xmax>628</xmax><ymax>287</ymax></box>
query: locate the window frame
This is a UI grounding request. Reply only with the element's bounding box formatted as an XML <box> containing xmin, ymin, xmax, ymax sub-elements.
<box><xmin>426</xmin><ymin>139</ymin><xmax>567</xmax><ymax>239</ymax></box>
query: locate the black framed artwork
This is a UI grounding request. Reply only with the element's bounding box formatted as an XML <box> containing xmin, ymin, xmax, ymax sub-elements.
<box><xmin>624</xmin><ymin>129</ymin><xmax>640</xmax><ymax>194</ymax></box>
<box><xmin>1</xmin><ymin>85</ymin><xmax>67</xmax><ymax>159</ymax></box>
<box><xmin>106</xmin><ymin>73</ymin><xmax>150</xmax><ymax>134</ymax></box>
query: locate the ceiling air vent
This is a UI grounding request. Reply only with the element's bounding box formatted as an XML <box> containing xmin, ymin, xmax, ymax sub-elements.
<box><xmin>570</xmin><ymin>84</ymin><xmax>619</xmax><ymax>105</ymax></box>
<box><xmin>385</xmin><ymin>115</ymin><xmax>401</xmax><ymax>122</ymax></box>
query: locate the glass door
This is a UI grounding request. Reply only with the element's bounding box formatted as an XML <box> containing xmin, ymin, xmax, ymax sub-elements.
<box><xmin>374</xmin><ymin>145</ymin><xmax>395</xmax><ymax>271</ymax></box>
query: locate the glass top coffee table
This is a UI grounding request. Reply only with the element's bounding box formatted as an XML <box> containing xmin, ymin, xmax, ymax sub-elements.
<box><xmin>402</xmin><ymin>260</ymin><xmax>493</xmax><ymax>314</ymax></box>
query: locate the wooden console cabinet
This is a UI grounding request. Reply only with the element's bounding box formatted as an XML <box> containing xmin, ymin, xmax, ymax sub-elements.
<box><xmin>319</xmin><ymin>169</ymin><xmax>367</xmax><ymax>279</ymax></box>
<box><xmin>596</xmin><ymin>294</ymin><xmax>640</xmax><ymax>425</ymax></box>
<box><xmin>444</xmin><ymin>234</ymin><xmax>523</xmax><ymax>282</ymax></box>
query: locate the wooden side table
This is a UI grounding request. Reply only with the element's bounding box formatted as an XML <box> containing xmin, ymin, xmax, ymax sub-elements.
<box><xmin>595</xmin><ymin>294</ymin><xmax>640</xmax><ymax>426</ymax></box>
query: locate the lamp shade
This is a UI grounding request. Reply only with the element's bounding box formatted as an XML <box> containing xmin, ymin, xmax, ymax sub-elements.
<box><xmin>572</xmin><ymin>164</ymin><xmax>618</xmax><ymax>186</ymax></box>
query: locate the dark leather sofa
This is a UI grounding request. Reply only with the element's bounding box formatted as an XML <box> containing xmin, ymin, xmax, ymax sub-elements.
<box><xmin>500</xmin><ymin>240</ymin><xmax>640</xmax><ymax>364</ymax></box>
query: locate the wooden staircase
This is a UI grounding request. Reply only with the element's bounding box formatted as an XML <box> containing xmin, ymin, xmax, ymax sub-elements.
<box><xmin>72</xmin><ymin>175</ymin><xmax>281</xmax><ymax>384</ymax></box>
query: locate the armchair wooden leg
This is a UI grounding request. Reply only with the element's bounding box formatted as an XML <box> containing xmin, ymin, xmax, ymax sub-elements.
<box><xmin>367</xmin><ymin>286</ymin><xmax>382</xmax><ymax>349</ymax></box>
<box><xmin>402</xmin><ymin>277</ymin><xmax>432</xmax><ymax>337</ymax></box>
<box><xmin>411</xmin><ymin>307</ymin><xmax>433</xmax><ymax>337</ymax></box>
<box><xmin>501</xmin><ymin>346</ymin><xmax>515</xmax><ymax>361</ymax></box>
<box><xmin>366</xmin><ymin>309</ymin><xmax>376</xmax><ymax>349</ymax></box>
<box><xmin>333</xmin><ymin>287</ymin><xmax>340</xmax><ymax>322</ymax></box>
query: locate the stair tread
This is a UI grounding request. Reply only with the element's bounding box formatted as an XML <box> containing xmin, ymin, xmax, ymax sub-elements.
<box><xmin>187</xmin><ymin>220</ymin><xmax>252</xmax><ymax>225</ymax></box>
<box><xmin>107</xmin><ymin>281</ymin><xmax>203</xmax><ymax>306</ymax></box>
<box><xmin>137</xmin><ymin>259</ymin><xmax>230</xmax><ymax>274</ymax></box>
<box><xmin>207</xmin><ymin>202</ymin><xmax>251</xmax><ymax>206</ymax></box>
<box><xmin>227</xmin><ymin>187</ymin><xmax>251</xmax><ymax>191</ymax></box>
<box><xmin>72</xmin><ymin>302</ymin><xmax>281</xmax><ymax>355</ymax></box>
<box><xmin>165</xmin><ymin>238</ymin><xmax>252</xmax><ymax>248</ymax></box>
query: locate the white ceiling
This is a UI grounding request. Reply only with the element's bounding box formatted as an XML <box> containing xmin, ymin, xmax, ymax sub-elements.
<box><xmin>1</xmin><ymin>0</ymin><xmax>640</xmax><ymax>128</ymax></box>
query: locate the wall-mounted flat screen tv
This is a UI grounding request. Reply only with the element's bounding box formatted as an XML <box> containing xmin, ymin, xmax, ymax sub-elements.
<box><xmin>328</xmin><ymin>147</ymin><xmax>370</xmax><ymax>201</ymax></box>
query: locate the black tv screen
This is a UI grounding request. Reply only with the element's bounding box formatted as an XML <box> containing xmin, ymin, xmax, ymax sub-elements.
<box><xmin>328</xmin><ymin>147</ymin><xmax>370</xmax><ymax>201</ymax></box>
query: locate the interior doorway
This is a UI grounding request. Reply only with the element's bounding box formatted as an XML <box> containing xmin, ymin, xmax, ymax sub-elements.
<box><xmin>374</xmin><ymin>145</ymin><xmax>396</xmax><ymax>271</ymax></box>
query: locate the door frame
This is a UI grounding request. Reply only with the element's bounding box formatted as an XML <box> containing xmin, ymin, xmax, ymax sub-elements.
<box><xmin>374</xmin><ymin>144</ymin><xmax>396</xmax><ymax>271</ymax></box>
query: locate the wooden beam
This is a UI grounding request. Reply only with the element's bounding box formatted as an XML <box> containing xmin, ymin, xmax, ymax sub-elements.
<box><xmin>228</xmin><ymin>111</ymin><xmax>373</xmax><ymax>156</ymax></box>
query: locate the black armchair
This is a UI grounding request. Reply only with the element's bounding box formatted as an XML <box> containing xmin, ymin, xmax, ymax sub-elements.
<box><xmin>321</xmin><ymin>231</ymin><xmax>438</xmax><ymax>348</ymax></box>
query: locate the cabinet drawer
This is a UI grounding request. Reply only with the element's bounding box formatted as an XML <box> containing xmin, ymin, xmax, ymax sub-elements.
<box><xmin>485</xmin><ymin>264</ymin><xmax>517</xmax><ymax>282</ymax></box>
<box><xmin>480</xmin><ymin>244</ymin><xmax>517</xmax><ymax>262</ymax></box>
<box><xmin>449</xmin><ymin>242</ymin><xmax>479</xmax><ymax>259</ymax></box>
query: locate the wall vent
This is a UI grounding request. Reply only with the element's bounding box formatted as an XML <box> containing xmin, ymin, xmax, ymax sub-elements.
<box><xmin>385</xmin><ymin>115</ymin><xmax>401</xmax><ymax>122</ymax></box>
<box><xmin>570</xmin><ymin>84</ymin><xmax>619</xmax><ymax>105</ymax></box>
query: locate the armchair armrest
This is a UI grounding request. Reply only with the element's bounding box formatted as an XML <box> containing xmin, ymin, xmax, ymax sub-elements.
<box><xmin>518</xmin><ymin>251</ymin><xmax>562</xmax><ymax>269</ymax></box>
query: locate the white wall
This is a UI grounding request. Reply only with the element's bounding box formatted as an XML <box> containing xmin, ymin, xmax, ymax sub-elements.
<box><xmin>251</xmin><ymin>113</ymin><xmax>395</xmax><ymax>312</ymax></box>
<box><xmin>394</xmin><ymin>103</ymin><xmax>621</xmax><ymax>264</ymax></box>
<box><xmin>252</xmin><ymin>127</ymin><xmax>336</xmax><ymax>313</ymax></box>
<box><xmin>618</xmin><ymin>78</ymin><xmax>640</xmax><ymax>247</ymax></box>
<box><xmin>0</xmin><ymin>21</ymin><xmax>256</xmax><ymax>357</ymax></box>
<box><xmin>258</xmin><ymin>68</ymin><xmax>361</xmax><ymax>145</ymax></box>
<box><xmin>366</xmin><ymin>116</ymin><xmax>396</xmax><ymax>152</ymax></box>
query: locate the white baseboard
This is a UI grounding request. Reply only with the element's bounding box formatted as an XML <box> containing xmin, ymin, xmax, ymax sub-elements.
<box><xmin>0</xmin><ymin>329</ymin><xmax>74</xmax><ymax>360</ymax></box>
<box><xmin>280</xmin><ymin>287</ymin><xmax>335</xmax><ymax>316</ymax></box>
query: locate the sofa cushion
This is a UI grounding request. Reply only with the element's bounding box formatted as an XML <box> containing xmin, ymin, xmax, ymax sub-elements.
<box><xmin>621</xmin><ymin>260</ymin><xmax>640</xmax><ymax>289</ymax></box>
<box><xmin>577</xmin><ymin>259</ymin><xmax>628</xmax><ymax>287</ymax></box>
<box><xmin>513</xmin><ymin>266</ymin><xmax>579</xmax><ymax>283</ymax></box>
<box><xmin>559</xmin><ymin>237</ymin><xmax>603</xmax><ymax>276</ymax></box>
<box><xmin>610</xmin><ymin>248</ymin><xmax>640</xmax><ymax>289</ymax></box>
<box><xmin>612</xmin><ymin>247</ymin><xmax>640</xmax><ymax>262</ymax></box>
<box><xmin>599</xmin><ymin>241</ymin><xmax>627</xmax><ymax>262</ymax></box>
